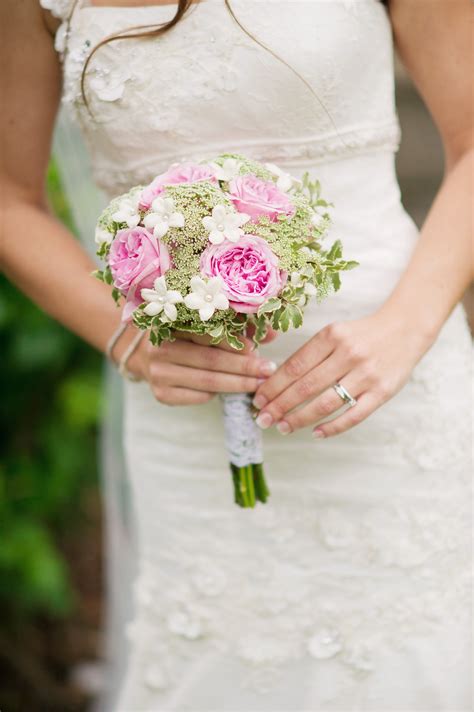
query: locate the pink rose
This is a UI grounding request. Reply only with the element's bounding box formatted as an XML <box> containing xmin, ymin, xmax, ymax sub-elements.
<box><xmin>227</xmin><ymin>175</ymin><xmax>296</xmax><ymax>223</ymax></box>
<box><xmin>138</xmin><ymin>162</ymin><xmax>217</xmax><ymax>211</ymax></box>
<box><xmin>108</xmin><ymin>226</ymin><xmax>171</xmax><ymax>321</ymax></box>
<box><xmin>200</xmin><ymin>234</ymin><xmax>286</xmax><ymax>314</ymax></box>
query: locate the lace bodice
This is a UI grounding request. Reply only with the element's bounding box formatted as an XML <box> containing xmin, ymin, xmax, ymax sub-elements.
<box><xmin>42</xmin><ymin>0</ymin><xmax>400</xmax><ymax>196</ymax></box>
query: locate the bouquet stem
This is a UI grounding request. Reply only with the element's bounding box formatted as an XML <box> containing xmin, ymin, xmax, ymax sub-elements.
<box><xmin>230</xmin><ymin>463</ymin><xmax>270</xmax><ymax>508</ymax></box>
<box><xmin>221</xmin><ymin>392</ymin><xmax>270</xmax><ymax>508</ymax></box>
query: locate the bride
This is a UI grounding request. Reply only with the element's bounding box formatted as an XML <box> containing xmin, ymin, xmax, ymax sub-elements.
<box><xmin>3</xmin><ymin>0</ymin><xmax>472</xmax><ymax>709</ymax></box>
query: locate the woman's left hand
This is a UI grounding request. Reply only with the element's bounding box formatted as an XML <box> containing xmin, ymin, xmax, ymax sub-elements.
<box><xmin>251</xmin><ymin>307</ymin><xmax>434</xmax><ymax>439</ymax></box>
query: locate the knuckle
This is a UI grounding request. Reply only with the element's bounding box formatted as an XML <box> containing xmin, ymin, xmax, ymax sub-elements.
<box><xmin>205</xmin><ymin>347</ymin><xmax>220</xmax><ymax>369</ymax></box>
<box><xmin>345</xmin><ymin>342</ymin><xmax>366</xmax><ymax>364</ymax></box>
<box><xmin>318</xmin><ymin>393</ymin><xmax>336</xmax><ymax>417</ymax></box>
<box><xmin>284</xmin><ymin>356</ymin><xmax>305</xmax><ymax>379</ymax></box>
<box><xmin>346</xmin><ymin>408</ymin><xmax>364</xmax><ymax>427</ymax></box>
<box><xmin>325</xmin><ymin>321</ymin><xmax>344</xmax><ymax>344</ymax></box>
<box><xmin>243</xmin><ymin>357</ymin><xmax>259</xmax><ymax>377</ymax></box>
<box><xmin>295</xmin><ymin>377</ymin><xmax>314</xmax><ymax>400</ymax></box>
<box><xmin>201</xmin><ymin>372</ymin><xmax>217</xmax><ymax>391</ymax></box>
<box><xmin>269</xmin><ymin>401</ymin><xmax>286</xmax><ymax>421</ymax></box>
<box><xmin>241</xmin><ymin>377</ymin><xmax>258</xmax><ymax>393</ymax></box>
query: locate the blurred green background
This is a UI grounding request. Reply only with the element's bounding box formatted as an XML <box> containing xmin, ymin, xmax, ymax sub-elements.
<box><xmin>0</xmin><ymin>161</ymin><xmax>103</xmax><ymax>712</ymax></box>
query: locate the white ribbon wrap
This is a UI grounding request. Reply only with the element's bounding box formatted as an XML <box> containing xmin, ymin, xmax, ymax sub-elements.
<box><xmin>219</xmin><ymin>393</ymin><xmax>263</xmax><ymax>468</ymax></box>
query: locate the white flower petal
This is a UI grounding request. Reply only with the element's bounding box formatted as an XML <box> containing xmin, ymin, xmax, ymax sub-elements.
<box><xmin>164</xmin><ymin>303</ymin><xmax>178</xmax><ymax>321</ymax></box>
<box><xmin>305</xmin><ymin>283</ymin><xmax>317</xmax><ymax>296</ymax></box>
<box><xmin>153</xmin><ymin>222</ymin><xmax>169</xmax><ymax>238</ymax></box>
<box><xmin>169</xmin><ymin>212</ymin><xmax>185</xmax><ymax>228</ymax></box>
<box><xmin>126</xmin><ymin>214</ymin><xmax>140</xmax><ymax>228</ymax></box>
<box><xmin>199</xmin><ymin>303</ymin><xmax>215</xmax><ymax>321</ymax></box>
<box><xmin>95</xmin><ymin>227</ymin><xmax>112</xmax><ymax>245</ymax></box>
<box><xmin>141</xmin><ymin>288</ymin><xmax>159</xmax><ymax>302</ymax></box>
<box><xmin>152</xmin><ymin>276</ymin><xmax>168</xmax><ymax>294</ymax></box>
<box><xmin>213</xmin><ymin>293</ymin><xmax>229</xmax><ymax>310</ymax></box>
<box><xmin>224</xmin><ymin>228</ymin><xmax>243</xmax><ymax>243</ymax></box>
<box><xmin>144</xmin><ymin>213</ymin><xmax>160</xmax><ymax>229</ymax></box>
<box><xmin>212</xmin><ymin>205</ymin><xmax>227</xmax><ymax>222</ymax></box>
<box><xmin>163</xmin><ymin>197</ymin><xmax>176</xmax><ymax>213</ymax></box>
<box><xmin>190</xmin><ymin>276</ymin><xmax>207</xmax><ymax>295</ymax></box>
<box><xmin>207</xmin><ymin>276</ymin><xmax>225</xmax><ymax>295</ymax></box>
<box><xmin>184</xmin><ymin>293</ymin><xmax>205</xmax><ymax>310</ymax></box>
<box><xmin>144</xmin><ymin>302</ymin><xmax>164</xmax><ymax>316</ymax></box>
<box><xmin>151</xmin><ymin>197</ymin><xmax>166</xmax><ymax>213</ymax></box>
<box><xmin>233</xmin><ymin>212</ymin><xmax>250</xmax><ymax>227</ymax></box>
<box><xmin>209</xmin><ymin>230</ymin><xmax>225</xmax><ymax>245</ymax></box>
<box><xmin>202</xmin><ymin>215</ymin><xmax>216</xmax><ymax>231</ymax></box>
<box><xmin>167</xmin><ymin>290</ymin><xmax>183</xmax><ymax>304</ymax></box>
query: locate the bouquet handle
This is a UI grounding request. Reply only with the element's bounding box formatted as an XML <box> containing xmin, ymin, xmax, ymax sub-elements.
<box><xmin>219</xmin><ymin>393</ymin><xmax>270</xmax><ymax>507</ymax></box>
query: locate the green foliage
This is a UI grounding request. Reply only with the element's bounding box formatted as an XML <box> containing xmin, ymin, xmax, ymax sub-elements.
<box><xmin>0</xmin><ymin>160</ymin><xmax>102</xmax><ymax>620</ymax></box>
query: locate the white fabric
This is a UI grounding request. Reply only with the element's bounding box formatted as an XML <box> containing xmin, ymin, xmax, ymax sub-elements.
<box><xmin>42</xmin><ymin>0</ymin><xmax>472</xmax><ymax>709</ymax></box>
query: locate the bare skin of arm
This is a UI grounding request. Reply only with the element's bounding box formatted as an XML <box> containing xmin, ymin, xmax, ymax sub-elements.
<box><xmin>253</xmin><ymin>0</ymin><xmax>473</xmax><ymax>437</ymax></box>
<box><xmin>1</xmin><ymin>0</ymin><xmax>276</xmax><ymax>406</ymax></box>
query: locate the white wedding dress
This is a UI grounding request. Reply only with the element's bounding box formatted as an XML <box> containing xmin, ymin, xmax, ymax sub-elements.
<box><xmin>43</xmin><ymin>1</ymin><xmax>472</xmax><ymax>709</ymax></box>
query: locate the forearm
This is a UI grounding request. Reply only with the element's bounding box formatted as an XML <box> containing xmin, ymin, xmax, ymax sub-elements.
<box><xmin>2</xmin><ymin>196</ymin><xmax>127</xmax><ymax>354</ymax></box>
<box><xmin>381</xmin><ymin>148</ymin><xmax>473</xmax><ymax>345</ymax></box>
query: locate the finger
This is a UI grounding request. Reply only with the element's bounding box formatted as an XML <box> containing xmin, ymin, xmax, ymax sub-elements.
<box><xmin>152</xmin><ymin>362</ymin><xmax>260</xmax><ymax>394</ymax></box>
<box><xmin>270</xmin><ymin>374</ymin><xmax>362</xmax><ymax>434</ymax></box>
<box><xmin>254</xmin><ymin>353</ymin><xmax>346</xmax><ymax>426</ymax></box>
<box><xmin>312</xmin><ymin>392</ymin><xmax>379</xmax><ymax>439</ymax></box>
<box><xmin>155</xmin><ymin>339</ymin><xmax>276</xmax><ymax>378</ymax></box>
<box><xmin>152</xmin><ymin>385</ymin><xmax>215</xmax><ymax>406</ymax></box>
<box><xmin>253</xmin><ymin>330</ymin><xmax>334</xmax><ymax>409</ymax></box>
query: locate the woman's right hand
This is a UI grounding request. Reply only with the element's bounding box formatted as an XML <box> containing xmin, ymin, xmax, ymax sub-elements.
<box><xmin>126</xmin><ymin>331</ymin><xmax>278</xmax><ymax>406</ymax></box>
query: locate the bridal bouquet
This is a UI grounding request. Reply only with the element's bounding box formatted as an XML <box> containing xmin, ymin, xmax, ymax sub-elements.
<box><xmin>94</xmin><ymin>153</ymin><xmax>356</xmax><ymax>507</ymax></box>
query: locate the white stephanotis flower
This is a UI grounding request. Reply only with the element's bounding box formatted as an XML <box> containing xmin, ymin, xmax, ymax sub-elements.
<box><xmin>112</xmin><ymin>195</ymin><xmax>140</xmax><ymax>228</ymax></box>
<box><xmin>264</xmin><ymin>162</ymin><xmax>302</xmax><ymax>192</ymax></box>
<box><xmin>202</xmin><ymin>205</ymin><xmax>250</xmax><ymax>245</ymax></box>
<box><xmin>95</xmin><ymin>226</ymin><xmax>113</xmax><ymax>246</ymax></box>
<box><xmin>184</xmin><ymin>276</ymin><xmax>229</xmax><ymax>321</ymax></box>
<box><xmin>141</xmin><ymin>276</ymin><xmax>183</xmax><ymax>322</ymax></box>
<box><xmin>143</xmin><ymin>197</ymin><xmax>185</xmax><ymax>238</ymax></box>
<box><xmin>209</xmin><ymin>158</ymin><xmax>242</xmax><ymax>182</ymax></box>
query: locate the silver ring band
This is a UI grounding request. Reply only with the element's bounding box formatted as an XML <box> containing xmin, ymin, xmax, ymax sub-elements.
<box><xmin>333</xmin><ymin>382</ymin><xmax>357</xmax><ymax>408</ymax></box>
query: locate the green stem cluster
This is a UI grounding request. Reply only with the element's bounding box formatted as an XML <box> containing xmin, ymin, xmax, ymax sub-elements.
<box><xmin>230</xmin><ymin>463</ymin><xmax>270</xmax><ymax>507</ymax></box>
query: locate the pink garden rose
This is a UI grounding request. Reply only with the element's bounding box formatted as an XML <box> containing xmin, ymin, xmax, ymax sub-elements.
<box><xmin>227</xmin><ymin>175</ymin><xmax>296</xmax><ymax>223</ymax></box>
<box><xmin>200</xmin><ymin>234</ymin><xmax>286</xmax><ymax>314</ymax></box>
<box><xmin>138</xmin><ymin>162</ymin><xmax>217</xmax><ymax>211</ymax></box>
<box><xmin>108</xmin><ymin>226</ymin><xmax>171</xmax><ymax>321</ymax></box>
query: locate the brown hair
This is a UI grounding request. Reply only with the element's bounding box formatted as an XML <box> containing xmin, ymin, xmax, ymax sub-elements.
<box><xmin>72</xmin><ymin>0</ymin><xmax>388</xmax><ymax>127</ymax></box>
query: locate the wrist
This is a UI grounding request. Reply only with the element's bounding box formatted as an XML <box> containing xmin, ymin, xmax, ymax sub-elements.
<box><xmin>376</xmin><ymin>296</ymin><xmax>441</xmax><ymax>353</ymax></box>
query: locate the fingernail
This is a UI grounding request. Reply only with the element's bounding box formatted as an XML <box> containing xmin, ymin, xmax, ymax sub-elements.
<box><xmin>256</xmin><ymin>412</ymin><xmax>273</xmax><ymax>429</ymax></box>
<box><xmin>259</xmin><ymin>360</ymin><xmax>277</xmax><ymax>377</ymax></box>
<box><xmin>312</xmin><ymin>429</ymin><xmax>325</xmax><ymax>440</ymax></box>
<box><xmin>256</xmin><ymin>378</ymin><xmax>266</xmax><ymax>386</ymax></box>
<box><xmin>252</xmin><ymin>394</ymin><xmax>268</xmax><ymax>410</ymax></box>
<box><xmin>277</xmin><ymin>421</ymin><xmax>291</xmax><ymax>435</ymax></box>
